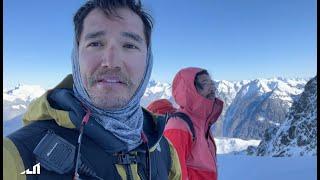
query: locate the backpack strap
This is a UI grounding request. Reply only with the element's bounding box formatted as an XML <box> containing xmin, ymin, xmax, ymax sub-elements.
<box><xmin>168</xmin><ymin>112</ymin><xmax>196</xmax><ymax>141</ymax></box>
<box><xmin>159</xmin><ymin>114</ymin><xmax>173</xmax><ymax>175</ymax></box>
<box><xmin>163</xmin><ymin>137</ymin><xmax>172</xmax><ymax>175</ymax></box>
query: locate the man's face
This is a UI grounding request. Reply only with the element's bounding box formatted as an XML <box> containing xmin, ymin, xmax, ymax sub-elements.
<box><xmin>78</xmin><ymin>8</ymin><xmax>147</xmax><ymax>109</ymax></box>
<box><xmin>195</xmin><ymin>74</ymin><xmax>216</xmax><ymax>100</ymax></box>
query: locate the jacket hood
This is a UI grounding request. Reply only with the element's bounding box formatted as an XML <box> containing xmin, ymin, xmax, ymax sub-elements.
<box><xmin>147</xmin><ymin>99</ymin><xmax>177</xmax><ymax>115</ymax></box>
<box><xmin>172</xmin><ymin>67</ymin><xmax>223</xmax><ymax>127</ymax></box>
<box><xmin>23</xmin><ymin>74</ymin><xmax>167</xmax><ymax>151</ymax></box>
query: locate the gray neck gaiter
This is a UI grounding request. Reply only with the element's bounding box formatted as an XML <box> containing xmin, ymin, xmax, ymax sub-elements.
<box><xmin>71</xmin><ymin>40</ymin><xmax>153</xmax><ymax>151</ymax></box>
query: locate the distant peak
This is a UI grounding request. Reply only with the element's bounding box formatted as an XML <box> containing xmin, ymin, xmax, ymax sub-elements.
<box><xmin>14</xmin><ymin>83</ymin><xmax>24</xmax><ymax>89</ymax></box>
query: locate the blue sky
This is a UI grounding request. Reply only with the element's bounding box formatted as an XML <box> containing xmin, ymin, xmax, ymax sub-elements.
<box><xmin>4</xmin><ymin>0</ymin><xmax>317</xmax><ymax>89</ymax></box>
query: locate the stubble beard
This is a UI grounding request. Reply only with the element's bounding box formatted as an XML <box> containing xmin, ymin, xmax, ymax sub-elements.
<box><xmin>85</xmin><ymin>73</ymin><xmax>141</xmax><ymax>110</ymax></box>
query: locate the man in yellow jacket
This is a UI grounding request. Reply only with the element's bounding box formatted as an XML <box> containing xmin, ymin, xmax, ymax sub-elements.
<box><xmin>3</xmin><ymin>0</ymin><xmax>181</xmax><ymax>179</ymax></box>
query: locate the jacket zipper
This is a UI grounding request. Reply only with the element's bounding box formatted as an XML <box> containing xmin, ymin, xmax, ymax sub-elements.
<box><xmin>205</xmin><ymin>108</ymin><xmax>215</xmax><ymax>139</ymax></box>
<box><xmin>206</xmin><ymin>108</ymin><xmax>219</xmax><ymax>178</ymax></box>
<box><xmin>138</xmin><ymin>169</ymin><xmax>146</xmax><ymax>180</ymax></box>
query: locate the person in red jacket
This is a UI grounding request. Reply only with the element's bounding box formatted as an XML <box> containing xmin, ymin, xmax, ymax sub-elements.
<box><xmin>147</xmin><ymin>99</ymin><xmax>177</xmax><ymax>115</ymax></box>
<box><xmin>164</xmin><ymin>67</ymin><xmax>223</xmax><ymax>180</ymax></box>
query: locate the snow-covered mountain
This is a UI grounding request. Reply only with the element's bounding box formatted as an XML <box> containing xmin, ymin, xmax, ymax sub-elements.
<box><xmin>222</xmin><ymin>77</ymin><xmax>308</xmax><ymax>139</ymax></box>
<box><xmin>214</xmin><ymin>137</ymin><xmax>260</xmax><ymax>154</ymax></box>
<box><xmin>3</xmin><ymin>84</ymin><xmax>46</xmax><ymax>121</ymax></box>
<box><xmin>3</xmin><ymin>77</ymin><xmax>309</xmax><ymax>140</ymax></box>
<box><xmin>211</xmin><ymin>80</ymin><xmax>250</xmax><ymax>136</ymax></box>
<box><xmin>140</xmin><ymin>80</ymin><xmax>174</xmax><ymax>107</ymax></box>
<box><xmin>140</xmin><ymin>77</ymin><xmax>308</xmax><ymax>140</ymax></box>
<box><xmin>255</xmin><ymin>76</ymin><xmax>317</xmax><ymax>157</ymax></box>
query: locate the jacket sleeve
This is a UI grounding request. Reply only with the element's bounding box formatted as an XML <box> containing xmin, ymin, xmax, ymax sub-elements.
<box><xmin>164</xmin><ymin>119</ymin><xmax>193</xmax><ymax>180</ymax></box>
<box><xmin>3</xmin><ymin>137</ymin><xmax>26</xmax><ymax>180</ymax></box>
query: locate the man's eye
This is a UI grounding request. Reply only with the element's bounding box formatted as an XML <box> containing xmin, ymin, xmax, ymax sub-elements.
<box><xmin>87</xmin><ymin>42</ymin><xmax>103</xmax><ymax>47</ymax></box>
<box><xmin>202</xmin><ymin>80</ymin><xmax>214</xmax><ymax>86</ymax></box>
<box><xmin>123</xmin><ymin>43</ymin><xmax>139</xmax><ymax>50</ymax></box>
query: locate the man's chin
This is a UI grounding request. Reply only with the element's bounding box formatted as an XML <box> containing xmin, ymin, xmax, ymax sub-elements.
<box><xmin>206</xmin><ymin>94</ymin><xmax>216</xmax><ymax>100</ymax></box>
<box><xmin>91</xmin><ymin>96</ymin><xmax>130</xmax><ymax>109</ymax></box>
<box><xmin>87</xmin><ymin>84</ymin><xmax>138</xmax><ymax>109</ymax></box>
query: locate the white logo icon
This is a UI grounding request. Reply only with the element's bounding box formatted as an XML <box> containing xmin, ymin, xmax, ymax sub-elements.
<box><xmin>20</xmin><ymin>163</ymin><xmax>41</xmax><ymax>175</ymax></box>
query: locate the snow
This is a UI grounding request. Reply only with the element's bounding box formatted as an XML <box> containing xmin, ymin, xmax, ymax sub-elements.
<box><xmin>141</xmin><ymin>80</ymin><xmax>174</xmax><ymax>107</ymax></box>
<box><xmin>241</xmin><ymin>78</ymin><xmax>306</xmax><ymax>98</ymax></box>
<box><xmin>285</xmin><ymin>78</ymin><xmax>311</xmax><ymax>87</ymax></box>
<box><xmin>257</xmin><ymin>116</ymin><xmax>265</xmax><ymax>122</ymax></box>
<box><xmin>12</xmin><ymin>105</ymin><xmax>27</xmax><ymax>110</ymax></box>
<box><xmin>214</xmin><ymin>137</ymin><xmax>261</xmax><ymax>154</ymax></box>
<box><xmin>3</xmin><ymin>84</ymin><xmax>46</xmax><ymax>102</ymax></box>
<box><xmin>222</xmin><ymin>77</ymin><xmax>307</xmax><ymax>137</ymax></box>
<box><xmin>268</xmin><ymin>121</ymin><xmax>280</xmax><ymax>126</ymax></box>
<box><xmin>217</xmin><ymin>154</ymin><xmax>317</xmax><ymax>180</ymax></box>
<box><xmin>216</xmin><ymin>80</ymin><xmax>235</xmax><ymax>94</ymax></box>
<box><xmin>255</xmin><ymin>76</ymin><xmax>317</xmax><ymax>157</ymax></box>
<box><xmin>149</xmin><ymin>85</ymin><xmax>165</xmax><ymax>94</ymax></box>
<box><xmin>144</xmin><ymin>81</ymin><xmax>171</xmax><ymax>96</ymax></box>
<box><xmin>268</xmin><ymin>114</ymin><xmax>317</xmax><ymax>157</ymax></box>
<box><xmin>258</xmin><ymin>80</ymin><xmax>272</xmax><ymax>93</ymax></box>
<box><xmin>3</xmin><ymin>85</ymin><xmax>46</xmax><ymax>121</ymax></box>
<box><xmin>276</xmin><ymin>81</ymin><xmax>301</xmax><ymax>94</ymax></box>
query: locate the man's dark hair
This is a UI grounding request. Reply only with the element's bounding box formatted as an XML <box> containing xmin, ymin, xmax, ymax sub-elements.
<box><xmin>73</xmin><ymin>0</ymin><xmax>153</xmax><ymax>46</ymax></box>
<box><xmin>194</xmin><ymin>70</ymin><xmax>209</xmax><ymax>90</ymax></box>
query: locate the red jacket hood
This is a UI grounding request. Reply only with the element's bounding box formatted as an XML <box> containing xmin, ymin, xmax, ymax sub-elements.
<box><xmin>147</xmin><ymin>99</ymin><xmax>177</xmax><ymax>115</ymax></box>
<box><xmin>172</xmin><ymin>67</ymin><xmax>223</xmax><ymax>128</ymax></box>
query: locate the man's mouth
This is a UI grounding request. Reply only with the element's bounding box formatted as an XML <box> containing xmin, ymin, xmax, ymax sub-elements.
<box><xmin>207</xmin><ymin>92</ymin><xmax>215</xmax><ymax>99</ymax></box>
<box><xmin>97</xmin><ymin>76</ymin><xmax>128</xmax><ymax>85</ymax></box>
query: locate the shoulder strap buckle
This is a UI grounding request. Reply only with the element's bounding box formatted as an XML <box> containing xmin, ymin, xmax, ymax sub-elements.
<box><xmin>116</xmin><ymin>153</ymin><xmax>140</xmax><ymax>165</ymax></box>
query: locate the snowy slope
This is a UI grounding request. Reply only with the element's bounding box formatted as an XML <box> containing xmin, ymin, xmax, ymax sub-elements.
<box><xmin>3</xmin><ymin>84</ymin><xmax>46</xmax><ymax>121</ymax></box>
<box><xmin>217</xmin><ymin>154</ymin><xmax>317</xmax><ymax>180</ymax></box>
<box><xmin>256</xmin><ymin>76</ymin><xmax>317</xmax><ymax>157</ymax></box>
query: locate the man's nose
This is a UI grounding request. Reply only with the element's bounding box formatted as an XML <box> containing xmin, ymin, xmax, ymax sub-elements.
<box><xmin>209</xmin><ymin>82</ymin><xmax>216</xmax><ymax>92</ymax></box>
<box><xmin>101</xmin><ymin>45</ymin><xmax>121</xmax><ymax>68</ymax></box>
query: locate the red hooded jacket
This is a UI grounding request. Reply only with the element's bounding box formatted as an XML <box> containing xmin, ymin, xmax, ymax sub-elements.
<box><xmin>164</xmin><ymin>67</ymin><xmax>223</xmax><ymax>180</ymax></box>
